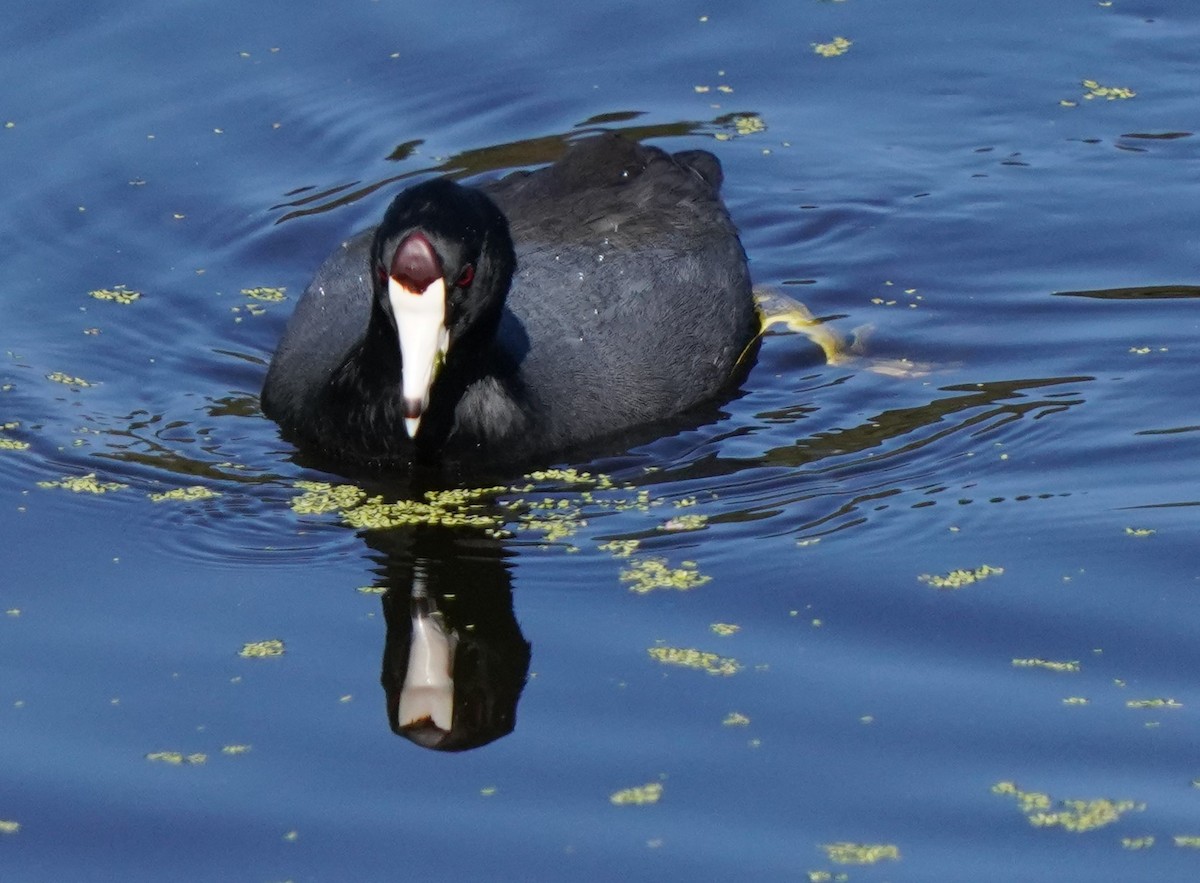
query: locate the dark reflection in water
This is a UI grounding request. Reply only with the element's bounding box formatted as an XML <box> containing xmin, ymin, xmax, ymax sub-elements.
<box><xmin>90</xmin><ymin>404</ymin><xmax>269</xmax><ymax>485</ymax></box>
<box><xmin>271</xmin><ymin>112</ymin><xmax>762</xmax><ymax>223</ymax></box>
<box><xmin>612</xmin><ymin>374</ymin><xmax>1092</xmax><ymax>482</ymax></box>
<box><xmin>1052</xmin><ymin>285</ymin><xmax>1200</xmax><ymax>300</ymax></box>
<box><xmin>323</xmin><ymin>373</ymin><xmax>1093</xmax><ymax>752</ymax></box>
<box><xmin>767</xmin><ymin>374</ymin><xmax>1091</xmax><ymax>468</ymax></box>
<box><xmin>370</xmin><ymin>526</ymin><xmax>530</xmax><ymax>752</ymax></box>
<box><xmin>581</xmin><ymin>373</ymin><xmax>1095</xmax><ymax>541</ymax></box>
<box><xmin>1119</xmin><ymin>131</ymin><xmax>1193</xmax><ymax>140</ymax></box>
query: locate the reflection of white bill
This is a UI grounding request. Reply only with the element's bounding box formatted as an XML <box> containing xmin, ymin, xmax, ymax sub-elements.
<box><xmin>396</xmin><ymin>578</ymin><xmax>457</xmax><ymax>735</ymax></box>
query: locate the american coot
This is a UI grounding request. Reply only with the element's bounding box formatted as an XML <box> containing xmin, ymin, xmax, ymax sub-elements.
<box><xmin>262</xmin><ymin>133</ymin><xmax>757</xmax><ymax>466</ymax></box>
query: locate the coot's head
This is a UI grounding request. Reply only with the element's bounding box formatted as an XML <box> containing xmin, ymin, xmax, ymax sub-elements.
<box><xmin>370</xmin><ymin>179</ymin><xmax>515</xmax><ymax>438</ymax></box>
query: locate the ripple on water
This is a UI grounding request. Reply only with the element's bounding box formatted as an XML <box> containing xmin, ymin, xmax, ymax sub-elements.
<box><xmin>4</xmin><ymin>5</ymin><xmax>1200</xmax><ymax>869</ymax></box>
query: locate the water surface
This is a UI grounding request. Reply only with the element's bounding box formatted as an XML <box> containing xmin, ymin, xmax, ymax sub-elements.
<box><xmin>3</xmin><ymin>1</ymin><xmax>1199</xmax><ymax>880</ymax></box>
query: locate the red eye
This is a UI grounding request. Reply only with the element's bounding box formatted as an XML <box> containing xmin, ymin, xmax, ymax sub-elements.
<box><xmin>456</xmin><ymin>264</ymin><xmax>475</xmax><ymax>288</ymax></box>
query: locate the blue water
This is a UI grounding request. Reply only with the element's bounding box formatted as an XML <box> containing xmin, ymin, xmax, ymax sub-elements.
<box><xmin>3</xmin><ymin>0</ymin><xmax>1199</xmax><ymax>880</ymax></box>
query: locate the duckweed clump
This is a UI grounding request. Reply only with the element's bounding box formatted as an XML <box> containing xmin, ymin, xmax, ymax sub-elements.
<box><xmin>89</xmin><ymin>285</ymin><xmax>141</xmax><ymax>305</ymax></box>
<box><xmin>1031</xmin><ymin>798</ymin><xmax>1143</xmax><ymax>832</ymax></box>
<box><xmin>148</xmin><ymin>486</ymin><xmax>221</xmax><ymax>503</ymax></box>
<box><xmin>290</xmin><ymin>481</ymin><xmax>366</xmax><ymax>515</ymax></box>
<box><xmin>821</xmin><ymin>842</ymin><xmax>900</xmax><ymax>865</ymax></box>
<box><xmin>1126</xmin><ymin>698</ymin><xmax>1182</xmax><ymax>709</ymax></box>
<box><xmin>45</xmin><ymin>372</ymin><xmax>93</xmax><ymax>388</ymax></box>
<box><xmin>1082</xmin><ymin>79</ymin><xmax>1136</xmax><ymax>100</ymax></box>
<box><xmin>647</xmin><ymin>646</ymin><xmax>740</xmax><ymax>676</ymax></box>
<box><xmin>660</xmin><ymin>513</ymin><xmax>708</xmax><ymax>532</ymax></box>
<box><xmin>343</xmin><ymin>497</ymin><xmax>500</xmax><ymax>530</ymax></box>
<box><xmin>812</xmin><ymin>36</ymin><xmax>852</xmax><ymax>57</ymax></box>
<box><xmin>37</xmin><ymin>473</ymin><xmax>127</xmax><ymax>494</ymax></box>
<box><xmin>239</xmin><ymin>639</ymin><xmax>285</xmax><ymax>658</ymax></box>
<box><xmin>1012</xmin><ymin>658</ymin><xmax>1080</xmax><ymax>673</ymax></box>
<box><xmin>281</xmin><ymin>469</ymin><xmax>722</xmax><ymax>607</ymax></box>
<box><xmin>609</xmin><ymin>782</ymin><xmax>663</xmax><ymax>806</ymax></box>
<box><xmin>1122</xmin><ymin>837</ymin><xmax>1155</xmax><ymax>850</ymax></box>
<box><xmin>506</xmin><ymin>495</ymin><xmax>587</xmax><ymax>543</ymax></box>
<box><xmin>712</xmin><ymin>113</ymin><xmax>765</xmax><ymax>141</ymax></box>
<box><xmin>919</xmin><ymin>564</ymin><xmax>1003</xmax><ymax>589</ymax></box>
<box><xmin>145</xmin><ymin>751</ymin><xmax>207</xmax><ymax>765</ymax></box>
<box><xmin>992</xmin><ymin>781</ymin><xmax>1143</xmax><ymax>832</ymax></box>
<box><xmin>241</xmin><ymin>287</ymin><xmax>287</xmax><ymax>302</ymax></box>
<box><xmin>621</xmin><ymin>558</ymin><xmax>711</xmax><ymax>594</ymax></box>
<box><xmin>599</xmin><ymin>539</ymin><xmax>640</xmax><ymax>558</ymax></box>
<box><xmin>520</xmin><ymin>467</ymin><xmax>614</xmax><ymax>489</ymax></box>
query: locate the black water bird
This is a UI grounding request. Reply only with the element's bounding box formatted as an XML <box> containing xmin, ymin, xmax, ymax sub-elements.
<box><xmin>262</xmin><ymin>134</ymin><xmax>756</xmax><ymax>467</ymax></box>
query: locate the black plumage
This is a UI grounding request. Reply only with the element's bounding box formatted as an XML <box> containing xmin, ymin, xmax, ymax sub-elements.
<box><xmin>262</xmin><ymin>133</ymin><xmax>756</xmax><ymax>467</ymax></box>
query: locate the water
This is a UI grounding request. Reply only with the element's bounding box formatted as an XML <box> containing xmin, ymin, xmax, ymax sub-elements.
<box><xmin>3</xmin><ymin>0</ymin><xmax>1199</xmax><ymax>880</ymax></box>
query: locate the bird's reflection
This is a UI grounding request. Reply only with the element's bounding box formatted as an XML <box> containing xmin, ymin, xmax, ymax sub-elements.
<box><xmin>267</xmin><ymin>369</ymin><xmax>1090</xmax><ymax>752</ymax></box>
<box><xmin>372</xmin><ymin>526</ymin><xmax>531</xmax><ymax>752</ymax></box>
